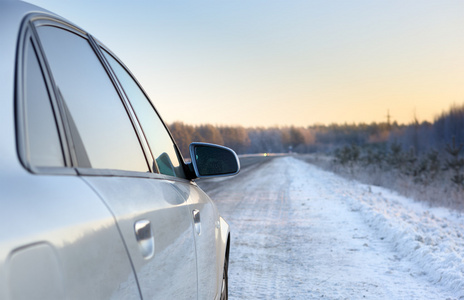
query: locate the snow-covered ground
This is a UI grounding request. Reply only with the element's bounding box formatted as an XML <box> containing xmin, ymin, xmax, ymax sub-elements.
<box><xmin>200</xmin><ymin>156</ymin><xmax>464</xmax><ymax>299</ymax></box>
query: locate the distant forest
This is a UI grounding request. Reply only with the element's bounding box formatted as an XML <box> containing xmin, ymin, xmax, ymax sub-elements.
<box><xmin>169</xmin><ymin>103</ymin><xmax>464</xmax><ymax>158</ymax></box>
<box><xmin>169</xmin><ymin>103</ymin><xmax>464</xmax><ymax>208</ymax></box>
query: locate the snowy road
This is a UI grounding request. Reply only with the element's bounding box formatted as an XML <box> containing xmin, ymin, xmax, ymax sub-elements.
<box><xmin>199</xmin><ymin>156</ymin><xmax>464</xmax><ymax>300</ymax></box>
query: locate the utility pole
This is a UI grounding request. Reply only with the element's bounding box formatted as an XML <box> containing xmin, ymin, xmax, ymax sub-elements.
<box><xmin>386</xmin><ymin>109</ymin><xmax>391</xmax><ymax>131</ymax></box>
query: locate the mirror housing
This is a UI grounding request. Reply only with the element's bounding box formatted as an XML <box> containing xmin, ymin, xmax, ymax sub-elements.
<box><xmin>189</xmin><ymin>142</ymin><xmax>240</xmax><ymax>179</ymax></box>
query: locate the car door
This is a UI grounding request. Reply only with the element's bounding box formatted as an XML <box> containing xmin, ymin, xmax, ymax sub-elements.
<box><xmin>7</xmin><ymin>20</ymin><xmax>141</xmax><ymax>299</ymax></box>
<box><xmin>175</xmin><ymin>182</ymin><xmax>225</xmax><ymax>299</ymax></box>
<box><xmin>34</xmin><ymin>20</ymin><xmax>198</xmax><ymax>299</ymax></box>
<box><xmin>101</xmin><ymin>50</ymin><xmax>225</xmax><ymax>299</ymax></box>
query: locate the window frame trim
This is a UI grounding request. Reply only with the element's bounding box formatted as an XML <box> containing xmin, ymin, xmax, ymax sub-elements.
<box><xmin>33</xmin><ymin>18</ymin><xmax>154</xmax><ymax>174</ymax></box>
<box><xmin>15</xmin><ymin>15</ymin><xmax>76</xmax><ymax>175</ymax></box>
<box><xmin>16</xmin><ymin>13</ymin><xmax>192</xmax><ymax>181</ymax></box>
<box><xmin>96</xmin><ymin>42</ymin><xmax>191</xmax><ymax>179</ymax></box>
<box><xmin>89</xmin><ymin>38</ymin><xmax>159</xmax><ymax>174</ymax></box>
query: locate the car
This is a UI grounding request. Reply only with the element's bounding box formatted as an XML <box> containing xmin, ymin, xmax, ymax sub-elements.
<box><xmin>0</xmin><ymin>1</ymin><xmax>239</xmax><ymax>299</ymax></box>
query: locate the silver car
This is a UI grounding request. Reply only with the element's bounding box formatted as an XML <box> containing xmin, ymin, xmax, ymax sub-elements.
<box><xmin>0</xmin><ymin>1</ymin><xmax>239</xmax><ymax>299</ymax></box>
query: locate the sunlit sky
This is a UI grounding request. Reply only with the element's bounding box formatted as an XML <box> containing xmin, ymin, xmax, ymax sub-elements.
<box><xmin>26</xmin><ymin>0</ymin><xmax>464</xmax><ymax>127</ymax></box>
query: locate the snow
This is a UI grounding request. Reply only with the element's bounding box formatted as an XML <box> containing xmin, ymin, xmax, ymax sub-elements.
<box><xmin>348</xmin><ymin>184</ymin><xmax>464</xmax><ymax>297</ymax></box>
<box><xmin>201</xmin><ymin>156</ymin><xmax>464</xmax><ymax>299</ymax></box>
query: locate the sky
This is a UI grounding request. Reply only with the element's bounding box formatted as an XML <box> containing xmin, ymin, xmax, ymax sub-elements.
<box><xmin>26</xmin><ymin>0</ymin><xmax>464</xmax><ymax>127</ymax></box>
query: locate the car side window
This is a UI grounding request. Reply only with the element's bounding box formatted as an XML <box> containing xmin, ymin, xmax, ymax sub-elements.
<box><xmin>23</xmin><ymin>38</ymin><xmax>65</xmax><ymax>167</ymax></box>
<box><xmin>102</xmin><ymin>50</ymin><xmax>186</xmax><ymax>178</ymax></box>
<box><xmin>36</xmin><ymin>26</ymin><xmax>148</xmax><ymax>173</ymax></box>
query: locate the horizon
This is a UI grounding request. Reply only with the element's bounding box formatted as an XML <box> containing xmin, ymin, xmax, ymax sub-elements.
<box><xmin>26</xmin><ymin>0</ymin><xmax>464</xmax><ymax>127</ymax></box>
<box><xmin>169</xmin><ymin>102</ymin><xmax>464</xmax><ymax>128</ymax></box>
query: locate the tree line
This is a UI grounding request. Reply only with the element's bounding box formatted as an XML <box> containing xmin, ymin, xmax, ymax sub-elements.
<box><xmin>169</xmin><ymin>103</ymin><xmax>464</xmax><ymax>158</ymax></box>
<box><xmin>169</xmin><ymin>103</ymin><xmax>463</xmax><ymax>205</ymax></box>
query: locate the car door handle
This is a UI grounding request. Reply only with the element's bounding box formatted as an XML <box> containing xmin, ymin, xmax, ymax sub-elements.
<box><xmin>192</xmin><ymin>209</ymin><xmax>201</xmax><ymax>235</ymax></box>
<box><xmin>134</xmin><ymin>219</ymin><xmax>155</xmax><ymax>259</ymax></box>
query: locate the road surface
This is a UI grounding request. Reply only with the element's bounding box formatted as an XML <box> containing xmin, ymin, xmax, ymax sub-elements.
<box><xmin>198</xmin><ymin>156</ymin><xmax>462</xmax><ymax>300</ymax></box>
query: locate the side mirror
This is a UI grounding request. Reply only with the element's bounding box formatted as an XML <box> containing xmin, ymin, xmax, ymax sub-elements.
<box><xmin>189</xmin><ymin>142</ymin><xmax>240</xmax><ymax>178</ymax></box>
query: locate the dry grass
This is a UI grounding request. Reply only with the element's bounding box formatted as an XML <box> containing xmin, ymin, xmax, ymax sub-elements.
<box><xmin>296</xmin><ymin>154</ymin><xmax>464</xmax><ymax>212</ymax></box>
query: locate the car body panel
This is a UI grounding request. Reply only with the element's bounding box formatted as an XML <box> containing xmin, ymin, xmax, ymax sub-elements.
<box><xmin>81</xmin><ymin>176</ymin><xmax>198</xmax><ymax>299</ymax></box>
<box><xmin>173</xmin><ymin>182</ymin><xmax>230</xmax><ymax>300</ymax></box>
<box><xmin>0</xmin><ymin>171</ymin><xmax>140</xmax><ymax>299</ymax></box>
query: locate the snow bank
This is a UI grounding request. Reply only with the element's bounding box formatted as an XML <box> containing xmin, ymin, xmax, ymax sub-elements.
<box><xmin>343</xmin><ymin>183</ymin><xmax>464</xmax><ymax>298</ymax></box>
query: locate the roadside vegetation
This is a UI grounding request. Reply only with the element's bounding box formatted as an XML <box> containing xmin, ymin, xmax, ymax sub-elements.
<box><xmin>169</xmin><ymin>103</ymin><xmax>464</xmax><ymax>210</ymax></box>
<box><xmin>301</xmin><ymin>138</ymin><xmax>463</xmax><ymax>211</ymax></box>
